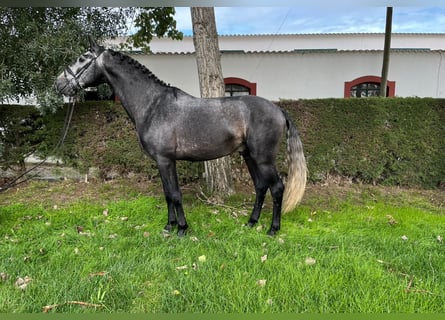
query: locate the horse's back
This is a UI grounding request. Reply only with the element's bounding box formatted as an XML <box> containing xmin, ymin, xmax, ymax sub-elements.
<box><xmin>237</xmin><ymin>95</ymin><xmax>285</xmax><ymax>123</ymax></box>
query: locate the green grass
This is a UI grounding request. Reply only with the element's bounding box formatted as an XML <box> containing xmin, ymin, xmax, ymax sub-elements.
<box><xmin>0</xmin><ymin>181</ymin><xmax>444</xmax><ymax>313</ymax></box>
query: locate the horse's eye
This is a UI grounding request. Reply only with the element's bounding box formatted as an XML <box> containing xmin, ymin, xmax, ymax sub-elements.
<box><xmin>79</xmin><ymin>57</ymin><xmax>86</xmax><ymax>63</ymax></box>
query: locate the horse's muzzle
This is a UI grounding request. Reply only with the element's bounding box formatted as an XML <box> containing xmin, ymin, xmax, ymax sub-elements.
<box><xmin>54</xmin><ymin>73</ymin><xmax>77</xmax><ymax>97</ymax></box>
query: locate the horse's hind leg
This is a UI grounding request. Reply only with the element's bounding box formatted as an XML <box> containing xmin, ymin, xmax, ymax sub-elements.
<box><xmin>268</xmin><ymin>171</ymin><xmax>284</xmax><ymax>236</ymax></box>
<box><xmin>256</xmin><ymin>162</ymin><xmax>284</xmax><ymax>236</ymax></box>
<box><xmin>244</xmin><ymin>151</ymin><xmax>284</xmax><ymax>235</ymax></box>
<box><xmin>243</xmin><ymin>153</ymin><xmax>268</xmax><ymax>227</ymax></box>
<box><xmin>156</xmin><ymin>157</ymin><xmax>188</xmax><ymax>236</ymax></box>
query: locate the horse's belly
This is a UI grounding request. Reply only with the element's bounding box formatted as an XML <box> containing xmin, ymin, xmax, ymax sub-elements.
<box><xmin>176</xmin><ymin>133</ymin><xmax>243</xmax><ymax>161</ymax></box>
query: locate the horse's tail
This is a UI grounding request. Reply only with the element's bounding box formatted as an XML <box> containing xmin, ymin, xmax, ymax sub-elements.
<box><xmin>282</xmin><ymin>112</ymin><xmax>307</xmax><ymax>213</ymax></box>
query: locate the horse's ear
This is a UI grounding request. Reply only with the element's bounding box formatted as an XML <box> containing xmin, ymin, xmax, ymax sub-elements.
<box><xmin>88</xmin><ymin>36</ymin><xmax>102</xmax><ymax>54</ymax></box>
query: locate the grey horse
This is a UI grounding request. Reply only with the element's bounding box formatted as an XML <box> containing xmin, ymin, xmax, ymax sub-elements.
<box><xmin>55</xmin><ymin>37</ymin><xmax>307</xmax><ymax>236</ymax></box>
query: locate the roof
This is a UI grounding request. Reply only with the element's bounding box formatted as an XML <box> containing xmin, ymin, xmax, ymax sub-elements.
<box><xmin>217</xmin><ymin>32</ymin><xmax>445</xmax><ymax>37</ymax></box>
<box><xmin>105</xmin><ymin>33</ymin><xmax>445</xmax><ymax>55</ymax></box>
<box><xmin>128</xmin><ymin>49</ymin><xmax>443</xmax><ymax>55</ymax></box>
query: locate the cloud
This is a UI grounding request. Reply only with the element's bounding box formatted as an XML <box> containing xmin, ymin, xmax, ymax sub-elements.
<box><xmin>175</xmin><ymin>7</ymin><xmax>445</xmax><ymax>35</ymax></box>
<box><xmin>174</xmin><ymin>7</ymin><xmax>193</xmax><ymax>34</ymax></box>
<box><xmin>392</xmin><ymin>7</ymin><xmax>445</xmax><ymax>33</ymax></box>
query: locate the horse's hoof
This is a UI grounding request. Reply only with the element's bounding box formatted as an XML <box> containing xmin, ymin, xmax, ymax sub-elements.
<box><xmin>245</xmin><ymin>220</ymin><xmax>257</xmax><ymax>228</ymax></box>
<box><xmin>177</xmin><ymin>224</ymin><xmax>188</xmax><ymax>237</ymax></box>
<box><xmin>267</xmin><ymin>228</ymin><xmax>279</xmax><ymax>236</ymax></box>
<box><xmin>163</xmin><ymin>224</ymin><xmax>175</xmax><ymax>233</ymax></box>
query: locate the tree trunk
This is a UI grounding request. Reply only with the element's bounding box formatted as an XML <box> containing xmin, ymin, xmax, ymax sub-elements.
<box><xmin>380</xmin><ymin>7</ymin><xmax>393</xmax><ymax>97</ymax></box>
<box><xmin>191</xmin><ymin>7</ymin><xmax>233</xmax><ymax>194</ymax></box>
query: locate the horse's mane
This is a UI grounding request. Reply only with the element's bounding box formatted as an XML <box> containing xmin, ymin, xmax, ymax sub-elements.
<box><xmin>107</xmin><ymin>49</ymin><xmax>172</xmax><ymax>88</ymax></box>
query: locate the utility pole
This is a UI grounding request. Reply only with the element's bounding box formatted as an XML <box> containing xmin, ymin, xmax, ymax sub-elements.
<box><xmin>380</xmin><ymin>7</ymin><xmax>393</xmax><ymax>97</ymax></box>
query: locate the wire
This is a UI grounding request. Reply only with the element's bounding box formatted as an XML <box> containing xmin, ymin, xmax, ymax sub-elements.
<box><xmin>249</xmin><ymin>8</ymin><xmax>292</xmax><ymax>80</ymax></box>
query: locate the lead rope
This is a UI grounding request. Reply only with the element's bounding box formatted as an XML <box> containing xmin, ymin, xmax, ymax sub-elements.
<box><xmin>0</xmin><ymin>99</ymin><xmax>76</xmax><ymax>193</ymax></box>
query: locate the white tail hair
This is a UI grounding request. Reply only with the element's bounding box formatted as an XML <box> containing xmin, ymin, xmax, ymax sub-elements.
<box><xmin>282</xmin><ymin>114</ymin><xmax>307</xmax><ymax>213</ymax></box>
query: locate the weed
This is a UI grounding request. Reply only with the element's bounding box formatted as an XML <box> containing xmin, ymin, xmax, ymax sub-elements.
<box><xmin>0</xmin><ymin>181</ymin><xmax>444</xmax><ymax>312</ymax></box>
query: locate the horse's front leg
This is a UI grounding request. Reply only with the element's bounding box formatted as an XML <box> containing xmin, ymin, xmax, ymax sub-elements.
<box><xmin>157</xmin><ymin>157</ymin><xmax>188</xmax><ymax>236</ymax></box>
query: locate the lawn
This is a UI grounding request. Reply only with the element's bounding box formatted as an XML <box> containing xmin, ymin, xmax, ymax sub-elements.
<box><xmin>0</xmin><ymin>179</ymin><xmax>444</xmax><ymax>313</ymax></box>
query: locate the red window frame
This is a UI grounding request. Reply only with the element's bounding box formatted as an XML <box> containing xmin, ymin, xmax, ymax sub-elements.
<box><xmin>224</xmin><ymin>77</ymin><xmax>257</xmax><ymax>96</ymax></box>
<box><xmin>344</xmin><ymin>75</ymin><xmax>395</xmax><ymax>98</ymax></box>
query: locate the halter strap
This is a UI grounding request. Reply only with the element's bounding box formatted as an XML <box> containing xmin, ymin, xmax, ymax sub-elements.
<box><xmin>64</xmin><ymin>50</ymin><xmax>99</xmax><ymax>90</ymax></box>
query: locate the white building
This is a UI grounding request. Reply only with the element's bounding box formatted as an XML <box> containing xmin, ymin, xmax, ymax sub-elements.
<box><xmin>107</xmin><ymin>33</ymin><xmax>445</xmax><ymax>100</ymax></box>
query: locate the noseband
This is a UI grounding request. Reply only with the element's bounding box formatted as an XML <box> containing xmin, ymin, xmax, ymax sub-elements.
<box><xmin>63</xmin><ymin>51</ymin><xmax>99</xmax><ymax>90</ymax></box>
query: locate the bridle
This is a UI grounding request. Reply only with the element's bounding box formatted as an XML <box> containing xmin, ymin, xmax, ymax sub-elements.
<box><xmin>63</xmin><ymin>50</ymin><xmax>100</xmax><ymax>90</ymax></box>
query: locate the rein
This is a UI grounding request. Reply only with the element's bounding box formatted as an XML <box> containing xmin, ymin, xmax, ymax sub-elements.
<box><xmin>0</xmin><ymin>51</ymin><xmax>102</xmax><ymax>192</ymax></box>
<box><xmin>0</xmin><ymin>100</ymin><xmax>76</xmax><ymax>193</ymax></box>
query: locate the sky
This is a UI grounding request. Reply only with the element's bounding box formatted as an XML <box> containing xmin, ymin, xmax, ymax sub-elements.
<box><xmin>4</xmin><ymin>1</ymin><xmax>444</xmax><ymax>35</ymax></box>
<box><xmin>173</xmin><ymin>7</ymin><xmax>445</xmax><ymax>35</ymax></box>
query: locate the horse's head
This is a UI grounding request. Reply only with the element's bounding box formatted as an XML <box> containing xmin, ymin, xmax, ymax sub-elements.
<box><xmin>55</xmin><ymin>36</ymin><xmax>105</xmax><ymax>96</ymax></box>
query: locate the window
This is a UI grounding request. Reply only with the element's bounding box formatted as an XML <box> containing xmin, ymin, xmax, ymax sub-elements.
<box><xmin>225</xmin><ymin>84</ymin><xmax>249</xmax><ymax>97</ymax></box>
<box><xmin>344</xmin><ymin>76</ymin><xmax>395</xmax><ymax>98</ymax></box>
<box><xmin>351</xmin><ymin>82</ymin><xmax>381</xmax><ymax>98</ymax></box>
<box><xmin>224</xmin><ymin>77</ymin><xmax>257</xmax><ymax>96</ymax></box>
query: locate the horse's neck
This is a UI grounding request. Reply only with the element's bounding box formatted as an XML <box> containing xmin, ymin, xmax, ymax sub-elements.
<box><xmin>101</xmin><ymin>54</ymin><xmax>167</xmax><ymax>122</ymax></box>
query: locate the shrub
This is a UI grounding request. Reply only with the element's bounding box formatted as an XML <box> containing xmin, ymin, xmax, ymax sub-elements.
<box><xmin>3</xmin><ymin>98</ymin><xmax>444</xmax><ymax>189</ymax></box>
<box><xmin>0</xmin><ymin>105</ymin><xmax>44</xmax><ymax>173</ymax></box>
<box><xmin>40</xmin><ymin>101</ymin><xmax>202</xmax><ymax>181</ymax></box>
<box><xmin>279</xmin><ymin>97</ymin><xmax>445</xmax><ymax>188</ymax></box>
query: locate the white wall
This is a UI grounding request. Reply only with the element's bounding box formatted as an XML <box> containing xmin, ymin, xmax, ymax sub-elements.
<box><xmin>133</xmin><ymin>54</ymin><xmax>201</xmax><ymax>96</ymax></box>
<box><xmin>131</xmin><ymin>50</ymin><xmax>445</xmax><ymax>100</ymax></box>
<box><xmin>5</xmin><ymin>34</ymin><xmax>444</xmax><ymax>105</ymax></box>
<box><xmin>390</xmin><ymin>51</ymin><xmax>445</xmax><ymax>97</ymax></box>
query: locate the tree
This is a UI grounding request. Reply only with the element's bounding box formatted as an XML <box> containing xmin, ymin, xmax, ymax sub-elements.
<box><xmin>191</xmin><ymin>7</ymin><xmax>233</xmax><ymax>194</ymax></box>
<box><xmin>380</xmin><ymin>7</ymin><xmax>393</xmax><ymax>97</ymax></box>
<box><xmin>0</xmin><ymin>7</ymin><xmax>182</xmax><ymax>182</ymax></box>
<box><xmin>0</xmin><ymin>7</ymin><xmax>182</xmax><ymax>110</ymax></box>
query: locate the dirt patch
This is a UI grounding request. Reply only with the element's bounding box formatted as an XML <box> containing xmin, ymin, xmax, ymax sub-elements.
<box><xmin>0</xmin><ymin>176</ymin><xmax>157</xmax><ymax>208</ymax></box>
<box><xmin>1</xmin><ymin>175</ymin><xmax>444</xmax><ymax>213</ymax></box>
